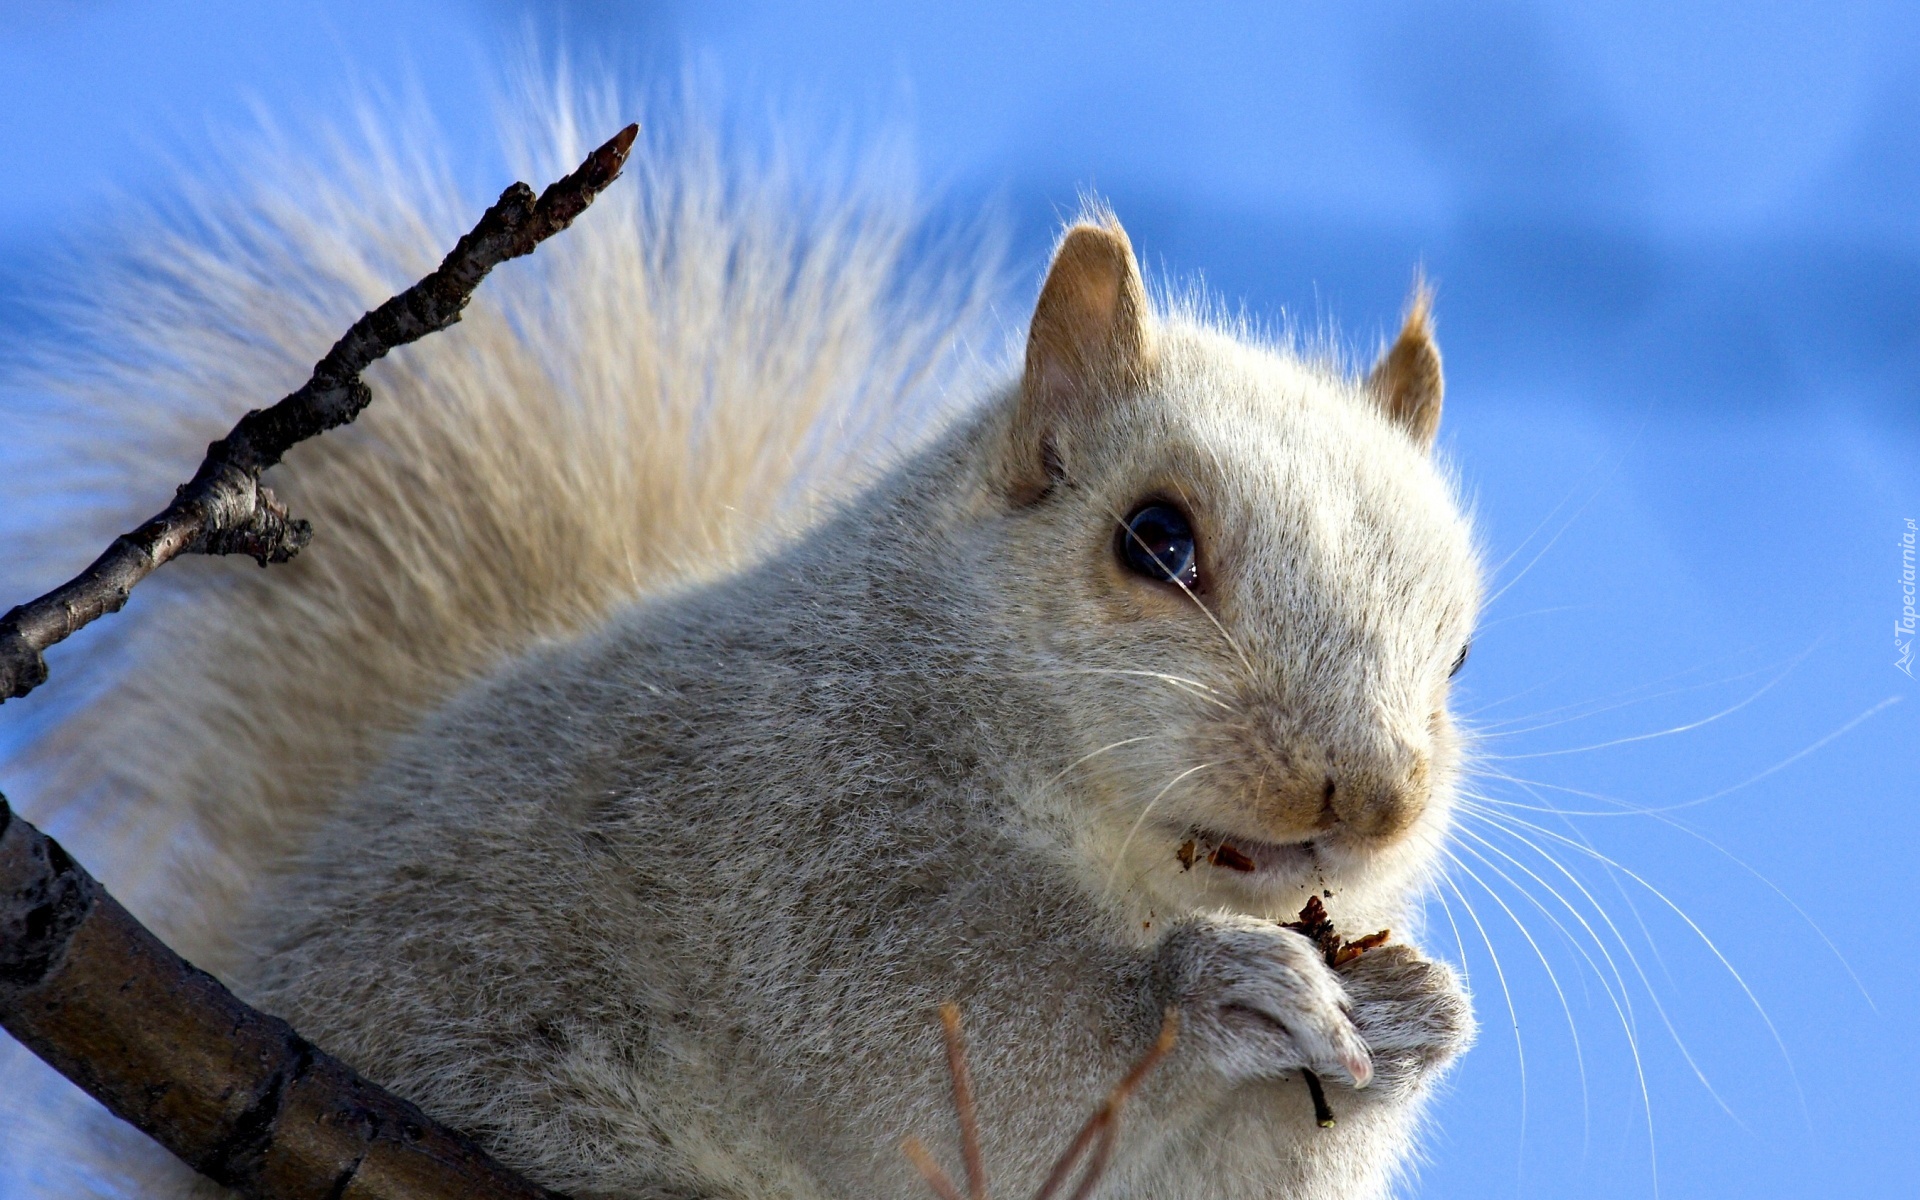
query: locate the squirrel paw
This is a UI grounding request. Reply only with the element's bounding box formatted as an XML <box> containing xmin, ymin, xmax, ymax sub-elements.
<box><xmin>1335</xmin><ymin>942</ymin><xmax>1476</xmax><ymax>1103</ymax></box>
<box><xmin>1154</xmin><ymin>915</ymin><xmax>1373</xmax><ymax>1089</ymax></box>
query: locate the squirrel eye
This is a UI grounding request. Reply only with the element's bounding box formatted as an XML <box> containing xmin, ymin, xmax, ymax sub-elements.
<box><xmin>1118</xmin><ymin>503</ymin><xmax>1199</xmax><ymax>588</ymax></box>
<box><xmin>1449</xmin><ymin>638</ymin><xmax>1471</xmax><ymax>678</ymax></box>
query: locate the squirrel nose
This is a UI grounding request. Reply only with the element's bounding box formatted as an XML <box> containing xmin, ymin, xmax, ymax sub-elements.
<box><xmin>1255</xmin><ymin>760</ymin><xmax>1429</xmax><ymax>843</ymax></box>
<box><xmin>1336</xmin><ymin>783</ymin><xmax>1428</xmax><ymax>837</ymax></box>
<box><xmin>1326</xmin><ymin>775</ymin><xmax>1426</xmax><ymax>842</ymax></box>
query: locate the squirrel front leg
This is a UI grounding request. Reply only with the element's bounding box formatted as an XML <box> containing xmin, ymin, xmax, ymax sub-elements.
<box><xmin>1149</xmin><ymin>914</ymin><xmax>1375</xmax><ymax>1091</ymax></box>
<box><xmin>1329</xmin><ymin>941</ymin><xmax>1476</xmax><ymax>1106</ymax></box>
<box><xmin>929</xmin><ymin>911</ymin><xmax>1453</xmax><ymax>1200</ymax></box>
<box><xmin>813</xmin><ymin>887</ymin><xmax>1461</xmax><ymax>1199</ymax></box>
<box><xmin>1097</xmin><ymin>916</ymin><xmax>1470</xmax><ymax>1178</ymax></box>
<box><xmin>1145</xmin><ymin>919</ymin><xmax>1473</xmax><ymax>1109</ymax></box>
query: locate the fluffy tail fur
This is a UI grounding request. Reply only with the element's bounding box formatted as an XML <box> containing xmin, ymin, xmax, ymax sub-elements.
<box><xmin>0</xmin><ymin>75</ymin><xmax>997</xmax><ymax>1194</ymax></box>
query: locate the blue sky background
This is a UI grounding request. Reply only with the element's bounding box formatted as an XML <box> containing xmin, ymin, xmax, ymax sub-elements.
<box><xmin>1</xmin><ymin>2</ymin><xmax>1916</xmax><ymax>1196</ymax></box>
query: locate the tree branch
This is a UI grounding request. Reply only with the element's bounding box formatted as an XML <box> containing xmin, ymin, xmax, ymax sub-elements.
<box><xmin>0</xmin><ymin>122</ymin><xmax>640</xmax><ymax>703</ymax></box>
<box><xmin>0</xmin><ymin>793</ymin><xmax>566</xmax><ymax>1199</ymax></box>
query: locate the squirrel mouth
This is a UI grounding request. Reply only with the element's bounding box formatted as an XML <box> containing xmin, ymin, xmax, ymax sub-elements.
<box><xmin>1174</xmin><ymin>830</ymin><xmax>1317</xmax><ymax>876</ymax></box>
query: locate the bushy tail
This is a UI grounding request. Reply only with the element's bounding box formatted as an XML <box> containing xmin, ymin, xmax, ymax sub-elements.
<box><xmin>0</xmin><ymin>77</ymin><xmax>998</xmax><ymax>969</ymax></box>
<box><xmin>0</xmin><ymin>75</ymin><xmax>999</xmax><ymax>1194</ymax></box>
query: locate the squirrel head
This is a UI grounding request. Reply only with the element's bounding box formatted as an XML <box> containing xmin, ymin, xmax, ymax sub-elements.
<box><xmin>973</xmin><ymin>212</ymin><xmax>1478</xmax><ymax>927</ymax></box>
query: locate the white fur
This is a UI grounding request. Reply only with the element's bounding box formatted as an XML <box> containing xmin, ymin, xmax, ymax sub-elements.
<box><xmin>0</xmin><ymin>79</ymin><xmax>1479</xmax><ymax>1200</ymax></box>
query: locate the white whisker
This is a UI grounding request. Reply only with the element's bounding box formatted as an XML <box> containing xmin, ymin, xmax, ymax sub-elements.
<box><xmin>1102</xmin><ymin>761</ymin><xmax>1216</xmax><ymax>905</ymax></box>
<box><xmin>1043</xmin><ymin>735</ymin><xmax>1159</xmax><ymax>790</ymax></box>
<box><xmin>1476</xmin><ymin>653</ymin><xmax>1806</xmax><ymax>760</ymax></box>
<box><xmin>1480</xmin><ymin>488</ymin><xmax>1599</xmax><ymax>612</ymax></box>
<box><xmin>1428</xmin><ymin>879</ymin><xmax>1477</xmax><ymax>1000</ymax></box>
<box><xmin>1480</xmin><ymin>418</ymin><xmax>1649</xmax><ymax>611</ymax></box>
<box><xmin>1440</xmin><ymin>842</ymin><xmax>1594</xmax><ymax>1154</ymax></box>
<box><xmin>1481</xmin><ymin>459</ymin><xmax>1610</xmax><ymax>586</ymax></box>
<box><xmin>1475</xmin><ymin>757</ymin><xmax>1878</xmax><ymax>1010</ymax></box>
<box><xmin>1456</xmin><ymin>822</ymin><xmax>1713</xmax><ymax>1142</ymax></box>
<box><xmin>1475</xmin><ymin>776</ymin><xmax>1700</xmax><ymax>1009</ymax></box>
<box><xmin>1609</xmin><ymin>695</ymin><xmax>1895</xmax><ymax>816</ymax></box>
<box><xmin>1462</xmin><ymin>800</ymin><xmax>1811</xmax><ymax>1132</ymax></box>
<box><xmin>1455</xmin><ymin>666</ymin><xmax>1578</xmax><ymax>724</ymax></box>
<box><xmin>1462</xmin><ymin>798</ymin><xmax>1731</xmax><ymax>1113</ymax></box>
<box><xmin>1460</xmin><ymin>809</ymin><xmax>1651</xmax><ymax>1021</ymax></box>
<box><xmin>1030</xmin><ymin>666</ymin><xmax>1233</xmax><ymax>709</ymax></box>
<box><xmin>1450</xmin><ymin>819</ymin><xmax>1668</xmax><ymax>1192</ymax></box>
<box><xmin>1436</xmin><ymin>869</ymin><xmax>1530</xmax><ymax>1165</ymax></box>
<box><xmin>1475</xmin><ymin>767</ymin><xmax>1877</xmax><ymax>1011</ymax></box>
<box><xmin>1462</xmin><ymin>654</ymin><xmax>1794</xmax><ymax>738</ymax></box>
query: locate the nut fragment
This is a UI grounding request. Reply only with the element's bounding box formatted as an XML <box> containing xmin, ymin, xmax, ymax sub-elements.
<box><xmin>1281</xmin><ymin>895</ymin><xmax>1389</xmax><ymax>969</ymax></box>
<box><xmin>1207</xmin><ymin>842</ymin><xmax>1256</xmax><ymax>872</ymax></box>
<box><xmin>1279</xmin><ymin>896</ymin><xmax>1390</xmax><ymax>1129</ymax></box>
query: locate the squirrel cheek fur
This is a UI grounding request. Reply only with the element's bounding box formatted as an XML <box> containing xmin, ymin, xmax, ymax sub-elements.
<box><xmin>10</xmin><ymin>120</ymin><xmax>1481</xmax><ymax>1200</ymax></box>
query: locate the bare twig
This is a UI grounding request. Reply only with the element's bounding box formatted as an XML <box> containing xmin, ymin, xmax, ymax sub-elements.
<box><xmin>1029</xmin><ymin>1011</ymin><xmax>1178</xmax><ymax>1200</ymax></box>
<box><xmin>940</xmin><ymin>1003</ymin><xmax>989</xmax><ymax>1200</ymax></box>
<box><xmin>907</xmin><ymin>1005</ymin><xmax>1178</xmax><ymax>1200</ymax></box>
<box><xmin>1302</xmin><ymin>1070</ymin><xmax>1337</xmax><ymax>1129</ymax></box>
<box><xmin>0</xmin><ymin>793</ymin><xmax>566</xmax><ymax>1200</ymax></box>
<box><xmin>1060</xmin><ymin>1123</ymin><xmax>1116</xmax><ymax>1200</ymax></box>
<box><xmin>902</xmin><ymin>1138</ymin><xmax>969</xmax><ymax>1200</ymax></box>
<box><xmin>0</xmin><ymin>122</ymin><xmax>641</xmax><ymax>703</ymax></box>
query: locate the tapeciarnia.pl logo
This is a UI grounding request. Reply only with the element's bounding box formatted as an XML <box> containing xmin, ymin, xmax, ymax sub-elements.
<box><xmin>1898</xmin><ymin>517</ymin><xmax>1916</xmax><ymax>678</ymax></box>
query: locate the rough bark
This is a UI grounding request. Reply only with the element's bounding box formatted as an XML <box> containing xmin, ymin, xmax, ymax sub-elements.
<box><xmin>0</xmin><ymin>122</ymin><xmax>640</xmax><ymax>703</ymax></box>
<box><xmin>0</xmin><ymin>793</ymin><xmax>567</xmax><ymax>1200</ymax></box>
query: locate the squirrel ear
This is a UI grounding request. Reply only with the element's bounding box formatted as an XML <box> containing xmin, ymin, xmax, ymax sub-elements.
<box><xmin>1368</xmin><ymin>284</ymin><xmax>1444</xmax><ymax>450</ymax></box>
<box><xmin>1010</xmin><ymin>217</ymin><xmax>1153</xmax><ymax>502</ymax></box>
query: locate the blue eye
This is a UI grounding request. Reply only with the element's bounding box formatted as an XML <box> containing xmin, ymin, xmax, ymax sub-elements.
<box><xmin>1118</xmin><ymin>503</ymin><xmax>1199</xmax><ymax>588</ymax></box>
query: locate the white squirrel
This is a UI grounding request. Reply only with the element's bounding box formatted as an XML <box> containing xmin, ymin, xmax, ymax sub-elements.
<box><xmin>0</xmin><ymin>87</ymin><xmax>1479</xmax><ymax>1199</ymax></box>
